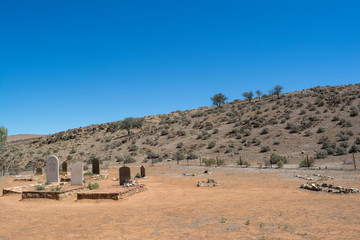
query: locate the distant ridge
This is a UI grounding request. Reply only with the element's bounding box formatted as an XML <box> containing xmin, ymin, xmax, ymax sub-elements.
<box><xmin>7</xmin><ymin>134</ymin><xmax>44</xmax><ymax>142</ymax></box>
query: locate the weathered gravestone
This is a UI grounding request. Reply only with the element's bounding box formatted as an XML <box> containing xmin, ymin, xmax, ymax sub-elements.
<box><xmin>35</xmin><ymin>167</ymin><xmax>43</xmax><ymax>175</ymax></box>
<box><xmin>46</xmin><ymin>156</ymin><xmax>59</xmax><ymax>183</ymax></box>
<box><xmin>140</xmin><ymin>165</ymin><xmax>146</xmax><ymax>178</ymax></box>
<box><xmin>119</xmin><ymin>166</ymin><xmax>131</xmax><ymax>185</ymax></box>
<box><xmin>71</xmin><ymin>162</ymin><xmax>83</xmax><ymax>186</ymax></box>
<box><xmin>92</xmin><ymin>159</ymin><xmax>100</xmax><ymax>174</ymax></box>
<box><xmin>62</xmin><ymin>162</ymin><xmax>68</xmax><ymax>173</ymax></box>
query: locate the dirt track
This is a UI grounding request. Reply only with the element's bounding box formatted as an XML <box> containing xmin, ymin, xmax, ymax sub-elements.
<box><xmin>1</xmin><ymin>163</ymin><xmax>360</xmax><ymax>240</ymax></box>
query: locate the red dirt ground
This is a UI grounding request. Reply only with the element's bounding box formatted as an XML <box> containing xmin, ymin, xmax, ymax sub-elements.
<box><xmin>1</xmin><ymin>163</ymin><xmax>360</xmax><ymax>239</ymax></box>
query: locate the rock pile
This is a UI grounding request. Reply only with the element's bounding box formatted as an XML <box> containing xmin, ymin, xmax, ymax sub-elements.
<box><xmin>197</xmin><ymin>179</ymin><xmax>220</xmax><ymax>187</ymax></box>
<box><xmin>295</xmin><ymin>174</ymin><xmax>334</xmax><ymax>181</ymax></box>
<box><xmin>300</xmin><ymin>182</ymin><xmax>359</xmax><ymax>194</ymax></box>
<box><xmin>85</xmin><ymin>174</ymin><xmax>109</xmax><ymax>181</ymax></box>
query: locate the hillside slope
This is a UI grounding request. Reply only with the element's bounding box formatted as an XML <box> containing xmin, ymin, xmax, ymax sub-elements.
<box><xmin>1</xmin><ymin>84</ymin><xmax>360</xmax><ymax>173</ymax></box>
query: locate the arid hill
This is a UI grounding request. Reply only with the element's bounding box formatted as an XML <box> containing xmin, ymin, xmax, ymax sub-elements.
<box><xmin>7</xmin><ymin>134</ymin><xmax>44</xmax><ymax>143</ymax></box>
<box><xmin>1</xmin><ymin>84</ymin><xmax>360</xmax><ymax>174</ymax></box>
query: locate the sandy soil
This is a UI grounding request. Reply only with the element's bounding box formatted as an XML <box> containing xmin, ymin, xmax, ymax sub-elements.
<box><xmin>1</xmin><ymin>163</ymin><xmax>360</xmax><ymax>240</ymax></box>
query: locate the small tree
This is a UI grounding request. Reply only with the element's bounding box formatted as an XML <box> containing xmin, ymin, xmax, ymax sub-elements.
<box><xmin>299</xmin><ymin>155</ymin><xmax>315</xmax><ymax>169</ymax></box>
<box><xmin>118</xmin><ymin>118</ymin><xmax>135</xmax><ymax>135</ymax></box>
<box><xmin>0</xmin><ymin>126</ymin><xmax>8</xmax><ymax>143</ymax></box>
<box><xmin>272</xmin><ymin>85</ymin><xmax>283</xmax><ymax>99</ymax></box>
<box><xmin>256</xmin><ymin>90</ymin><xmax>262</xmax><ymax>98</ymax></box>
<box><xmin>211</xmin><ymin>93</ymin><xmax>228</xmax><ymax>107</ymax></box>
<box><xmin>133</xmin><ymin>117</ymin><xmax>145</xmax><ymax>130</ymax></box>
<box><xmin>243</xmin><ymin>91</ymin><xmax>253</xmax><ymax>102</ymax></box>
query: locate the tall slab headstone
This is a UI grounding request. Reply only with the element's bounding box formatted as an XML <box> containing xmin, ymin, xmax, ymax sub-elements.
<box><xmin>71</xmin><ymin>162</ymin><xmax>83</xmax><ymax>186</ymax></box>
<box><xmin>35</xmin><ymin>167</ymin><xmax>43</xmax><ymax>175</ymax></box>
<box><xmin>92</xmin><ymin>159</ymin><xmax>100</xmax><ymax>174</ymax></box>
<box><xmin>140</xmin><ymin>165</ymin><xmax>146</xmax><ymax>178</ymax></box>
<box><xmin>46</xmin><ymin>156</ymin><xmax>59</xmax><ymax>183</ymax></box>
<box><xmin>62</xmin><ymin>162</ymin><xmax>68</xmax><ymax>173</ymax></box>
<box><xmin>119</xmin><ymin>166</ymin><xmax>131</xmax><ymax>185</ymax></box>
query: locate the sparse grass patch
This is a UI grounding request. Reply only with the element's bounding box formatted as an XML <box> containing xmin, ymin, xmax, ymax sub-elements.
<box><xmin>36</xmin><ymin>185</ymin><xmax>45</xmax><ymax>190</ymax></box>
<box><xmin>88</xmin><ymin>182</ymin><xmax>99</xmax><ymax>190</ymax></box>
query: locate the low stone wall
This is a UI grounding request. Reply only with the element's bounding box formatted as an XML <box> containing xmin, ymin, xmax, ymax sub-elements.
<box><xmin>22</xmin><ymin>186</ymin><xmax>89</xmax><ymax>200</ymax></box>
<box><xmin>3</xmin><ymin>184</ymin><xmax>37</xmax><ymax>195</ymax></box>
<box><xmin>300</xmin><ymin>182</ymin><xmax>359</xmax><ymax>194</ymax></box>
<box><xmin>3</xmin><ymin>188</ymin><xmax>22</xmax><ymax>195</ymax></box>
<box><xmin>77</xmin><ymin>184</ymin><xmax>146</xmax><ymax>200</ymax></box>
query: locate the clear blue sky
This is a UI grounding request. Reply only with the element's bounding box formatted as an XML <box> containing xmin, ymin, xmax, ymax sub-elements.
<box><xmin>1</xmin><ymin>0</ymin><xmax>359</xmax><ymax>135</ymax></box>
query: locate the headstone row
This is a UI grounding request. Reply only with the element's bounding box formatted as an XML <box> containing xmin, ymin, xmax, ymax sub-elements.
<box><xmin>119</xmin><ymin>165</ymin><xmax>146</xmax><ymax>185</ymax></box>
<box><xmin>45</xmin><ymin>156</ymin><xmax>83</xmax><ymax>186</ymax></box>
<box><xmin>45</xmin><ymin>156</ymin><xmax>146</xmax><ymax>187</ymax></box>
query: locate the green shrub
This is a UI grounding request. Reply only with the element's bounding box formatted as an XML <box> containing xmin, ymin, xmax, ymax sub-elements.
<box><xmin>186</xmin><ymin>152</ymin><xmax>198</xmax><ymax>159</ymax></box>
<box><xmin>124</xmin><ymin>155</ymin><xmax>136</xmax><ymax>163</ymax></box>
<box><xmin>128</xmin><ymin>144</ymin><xmax>138</xmax><ymax>151</ymax></box>
<box><xmin>252</xmin><ymin>138</ymin><xmax>261</xmax><ymax>146</ymax></box>
<box><xmin>260</xmin><ymin>146</ymin><xmax>270</xmax><ymax>153</ymax></box>
<box><xmin>202</xmin><ymin>158</ymin><xmax>216</xmax><ymax>167</ymax></box>
<box><xmin>336</xmin><ymin>146</ymin><xmax>347</xmax><ymax>155</ymax></box>
<box><xmin>243</xmin><ymin>129</ymin><xmax>251</xmax><ymax>136</ymax></box>
<box><xmin>84</xmin><ymin>171</ymin><xmax>94</xmax><ymax>176</ymax></box>
<box><xmin>276</xmin><ymin>160</ymin><xmax>284</xmax><ymax>168</ymax></box>
<box><xmin>224</xmin><ymin>148</ymin><xmax>232</xmax><ymax>153</ymax></box>
<box><xmin>105</xmin><ymin>137</ymin><xmax>112</xmax><ymax>142</ymax></box>
<box><xmin>67</xmin><ymin>155</ymin><xmax>73</xmax><ymax>160</ymax></box>
<box><xmin>36</xmin><ymin>185</ymin><xmax>45</xmax><ymax>190</ymax></box>
<box><xmin>172</xmin><ymin>151</ymin><xmax>185</xmax><ymax>162</ymax></box>
<box><xmin>316</xmin><ymin>150</ymin><xmax>328</xmax><ymax>159</ymax></box>
<box><xmin>160</xmin><ymin>129</ymin><xmax>169</xmax><ymax>136</ymax></box>
<box><xmin>355</xmin><ymin>137</ymin><xmax>360</xmax><ymax>145</ymax></box>
<box><xmin>304</xmin><ymin>130</ymin><xmax>313</xmax><ymax>137</ymax></box>
<box><xmin>197</xmin><ymin>130</ymin><xmax>211</xmax><ymax>140</ymax></box>
<box><xmin>176</xmin><ymin>142</ymin><xmax>184</xmax><ymax>148</ymax></box>
<box><xmin>317</xmin><ymin>127</ymin><xmax>325</xmax><ymax>133</ymax></box>
<box><xmin>260</xmin><ymin>127</ymin><xmax>269</xmax><ymax>135</ymax></box>
<box><xmin>88</xmin><ymin>182</ymin><xmax>99</xmax><ymax>190</ymax></box>
<box><xmin>318</xmin><ymin>136</ymin><xmax>329</xmax><ymax>144</ymax></box>
<box><xmin>270</xmin><ymin>154</ymin><xmax>288</xmax><ymax>165</ymax></box>
<box><xmin>350</xmin><ymin>106</ymin><xmax>358</xmax><ymax>117</ymax></box>
<box><xmin>339</xmin><ymin>141</ymin><xmax>349</xmax><ymax>149</ymax></box>
<box><xmin>332</xmin><ymin>116</ymin><xmax>340</xmax><ymax>121</ymax></box>
<box><xmin>349</xmin><ymin>145</ymin><xmax>360</xmax><ymax>153</ymax></box>
<box><xmin>176</xmin><ymin>130</ymin><xmax>186</xmax><ymax>136</ymax></box>
<box><xmin>69</xmin><ymin>147</ymin><xmax>76</xmax><ymax>154</ymax></box>
<box><xmin>51</xmin><ymin>186</ymin><xmax>61</xmax><ymax>191</ymax></box>
<box><xmin>337</xmin><ymin>132</ymin><xmax>350</xmax><ymax>141</ymax></box>
<box><xmin>217</xmin><ymin>158</ymin><xmax>225</xmax><ymax>166</ymax></box>
<box><xmin>273</xmin><ymin>141</ymin><xmax>280</xmax><ymax>145</ymax></box>
<box><xmin>208</xmin><ymin>141</ymin><xmax>216</xmax><ymax>149</ymax></box>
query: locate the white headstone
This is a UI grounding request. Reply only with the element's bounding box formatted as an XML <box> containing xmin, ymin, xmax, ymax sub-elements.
<box><xmin>46</xmin><ymin>156</ymin><xmax>59</xmax><ymax>183</ymax></box>
<box><xmin>71</xmin><ymin>162</ymin><xmax>83</xmax><ymax>186</ymax></box>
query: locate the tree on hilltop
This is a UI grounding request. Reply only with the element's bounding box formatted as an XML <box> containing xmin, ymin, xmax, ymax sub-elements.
<box><xmin>256</xmin><ymin>90</ymin><xmax>262</xmax><ymax>98</ymax></box>
<box><xmin>272</xmin><ymin>85</ymin><xmax>283</xmax><ymax>99</ymax></box>
<box><xmin>118</xmin><ymin>117</ymin><xmax>145</xmax><ymax>135</ymax></box>
<box><xmin>211</xmin><ymin>93</ymin><xmax>228</xmax><ymax>107</ymax></box>
<box><xmin>243</xmin><ymin>91</ymin><xmax>253</xmax><ymax>102</ymax></box>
